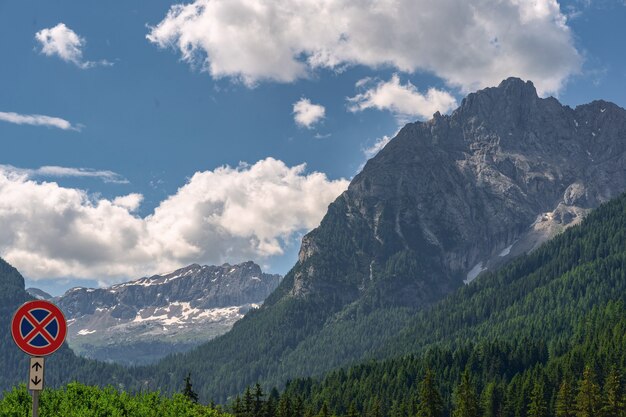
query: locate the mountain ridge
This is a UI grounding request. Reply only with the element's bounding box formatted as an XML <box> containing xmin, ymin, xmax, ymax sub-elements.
<box><xmin>56</xmin><ymin>261</ymin><xmax>281</xmax><ymax>365</ymax></box>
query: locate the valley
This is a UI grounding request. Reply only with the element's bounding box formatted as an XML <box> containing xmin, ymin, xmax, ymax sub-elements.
<box><xmin>1</xmin><ymin>77</ymin><xmax>626</xmax><ymax>417</ymax></box>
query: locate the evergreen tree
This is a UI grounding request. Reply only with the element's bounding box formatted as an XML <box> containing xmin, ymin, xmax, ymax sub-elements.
<box><xmin>347</xmin><ymin>402</ymin><xmax>360</xmax><ymax>417</ymax></box>
<box><xmin>368</xmin><ymin>398</ymin><xmax>382</xmax><ymax>417</ymax></box>
<box><xmin>527</xmin><ymin>380</ymin><xmax>548</xmax><ymax>417</ymax></box>
<box><xmin>233</xmin><ymin>395</ymin><xmax>244</xmax><ymax>417</ymax></box>
<box><xmin>453</xmin><ymin>370</ymin><xmax>480</xmax><ymax>417</ymax></box>
<box><xmin>293</xmin><ymin>396</ymin><xmax>305</xmax><ymax>417</ymax></box>
<box><xmin>254</xmin><ymin>383</ymin><xmax>265</xmax><ymax>417</ymax></box>
<box><xmin>416</xmin><ymin>369</ymin><xmax>444</xmax><ymax>417</ymax></box>
<box><xmin>601</xmin><ymin>368</ymin><xmax>624</xmax><ymax>417</ymax></box>
<box><xmin>555</xmin><ymin>379</ymin><xmax>576</xmax><ymax>417</ymax></box>
<box><xmin>243</xmin><ymin>387</ymin><xmax>254</xmax><ymax>417</ymax></box>
<box><xmin>481</xmin><ymin>381</ymin><xmax>503</xmax><ymax>417</ymax></box>
<box><xmin>182</xmin><ymin>372</ymin><xmax>199</xmax><ymax>404</ymax></box>
<box><xmin>278</xmin><ymin>395</ymin><xmax>293</xmax><ymax>417</ymax></box>
<box><xmin>266</xmin><ymin>388</ymin><xmax>280</xmax><ymax>417</ymax></box>
<box><xmin>318</xmin><ymin>403</ymin><xmax>331</xmax><ymax>417</ymax></box>
<box><xmin>576</xmin><ymin>366</ymin><xmax>601</xmax><ymax>417</ymax></box>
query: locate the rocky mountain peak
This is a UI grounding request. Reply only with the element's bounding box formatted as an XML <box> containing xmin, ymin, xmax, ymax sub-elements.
<box><xmin>26</xmin><ymin>287</ymin><xmax>53</xmax><ymax>300</ymax></box>
<box><xmin>286</xmin><ymin>78</ymin><xmax>626</xmax><ymax>307</ymax></box>
<box><xmin>453</xmin><ymin>77</ymin><xmax>566</xmax><ymax>139</ymax></box>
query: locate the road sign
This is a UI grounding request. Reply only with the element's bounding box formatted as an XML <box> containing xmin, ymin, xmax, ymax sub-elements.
<box><xmin>11</xmin><ymin>300</ymin><xmax>67</xmax><ymax>357</ymax></box>
<box><xmin>28</xmin><ymin>357</ymin><xmax>45</xmax><ymax>391</ymax></box>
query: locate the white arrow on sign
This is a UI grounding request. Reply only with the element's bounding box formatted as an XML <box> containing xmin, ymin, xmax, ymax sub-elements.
<box><xmin>28</xmin><ymin>357</ymin><xmax>45</xmax><ymax>391</ymax></box>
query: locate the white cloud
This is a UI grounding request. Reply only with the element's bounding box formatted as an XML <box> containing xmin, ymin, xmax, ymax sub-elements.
<box><xmin>0</xmin><ymin>158</ymin><xmax>348</xmax><ymax>282</ymax></box>
<box><xmin>363</xmin><ymin>135</ymin><xmax>393</xmax><ymax>159</ymax></box>
<box><xmin>35</xmin><ymin>23</ymin><xmax>112</xmax><ymax>69</ymax></box>
<box><xmin>0</xmin><ymin>111</ymin><xmax>80</xmax><ymax>131</ymax></box>
<box><xmin>113</xmin><ymin>194</ymin><xmax>143</xmax><ymax>212</ymax></box>
<box><xmin>313</xmin><ymin>133</ymin><xmax>331</xmax><ymax>139</ymax></box>
<box><xmin>293</xmin><ymin>98</ymin><xmax>326</xmax><ymax>128</ymax></box>
<box><xmin>347</xmin><ymin>75</ymin><xmax>457</xmax><ymax>120</ymax></box>
<box><xmin>147</xmin><ymin>0</ymin><xmax>581</xmax><ymax>94</ymax></box>
<box><xmin>0</xmin><ymin>165</ymin><xmax>128</xmax><ymax>184</ymax></box>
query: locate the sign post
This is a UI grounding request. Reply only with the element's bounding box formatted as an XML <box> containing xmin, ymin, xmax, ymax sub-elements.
<box><xmin>11</xmin><ymin>300</ymin><xmax>67</xmax><ymax>417</ymax></box>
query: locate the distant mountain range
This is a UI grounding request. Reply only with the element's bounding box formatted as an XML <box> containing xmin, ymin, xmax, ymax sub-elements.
<box><xmin>40</xmin><ymin>262</ymin><xmax>280</xmax><ymax>365</ymax></box>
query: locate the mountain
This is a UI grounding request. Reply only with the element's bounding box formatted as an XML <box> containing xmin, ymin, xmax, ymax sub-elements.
<box><xmin>279</xmin><ymin>190</ymin><xmax>626</xmax><ymax>417</ymax></box>
<box><xmin>145</xmin><ymin>78</ymin><xmax>626</xmax><ymax>402</ymax></box>
<box><xmin>0</xmin><ymin>257</ymin><xmax>139</xmax><ymax>395</ymax></box>
<box><xmin>56</xmin><ymin>262</ymin><xmax>281</xmax><ymax>365</ymax></box>
<box><xmin>26</xmin><ymin>287</ymin><xmax>52</xmax><ymax>300</ymax></box>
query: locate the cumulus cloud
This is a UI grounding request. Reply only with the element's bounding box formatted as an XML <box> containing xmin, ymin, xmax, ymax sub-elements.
<box><xmin>113</xmin><ymin>194</ymin><xmax>144</xmax><ymax>212</ymax></box>
<box><xmin>0</xmin><ymin>165</ymin><xmax>128</xmax><ymax>184</ymax></box>
<box><xmin>363</xmin><ymin>135</ymin><xmax>393</xmax><ymax>159</ymax></box>
<box><xmin>147</xmin><ymin>0</ymin><xmax>581</xmax><ymax>94</ymax></box>
<box><xmin>348</xmin><ymin>75</ymin><xmax>457</xmax><ymax>120</ymax></box>
<box><xmin>0</xmin><ymin>159</ymin><xmax>348</xmax><ymax>282</ymax></box>
<box><xmin>0</xmin><ymin>111</ymin><xmax>81</xmax><ymax>131</ymax></box>
<box><xmin>35</xmin><ymin>23</ymin><xmax>111</xmax><ymax>69</ymax></box>
<box><xmin>293</xmin><ymin>98</ymin><xmax>326</xmax><ymax>128</ymax></box>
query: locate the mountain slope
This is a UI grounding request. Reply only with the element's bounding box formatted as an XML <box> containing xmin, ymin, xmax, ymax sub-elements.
<box><xmin>279</xmin><ymin>191</ymin><xmax>626</xmax><ymax>416</ymax></box>
<box><xmin>57</xmin><ymin>262</ymin><xmax>281</xmax><ymax>365</ymax></box>
<box><xmin>0</xmin><ymin>257</ymin><xmax>137</xmax><ymax>395</ymax></box>
<box><xmin>144</xmin><ymin>78</ymin><xmax>626</xmax><ymax>402</ymax></box>
<box><xmin>26</xmin><ymin>287</ymin><xmax>52</xmax><ymax>300</ymax></box>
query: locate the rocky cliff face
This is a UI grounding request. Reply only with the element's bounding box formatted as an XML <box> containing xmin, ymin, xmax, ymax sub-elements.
<box><xmin>56</xmin><ymin>262</ymin><xmax>281</xmax><ymax>365</ymax></box>
<box><xmin>26</xmin><ymin>288</ymin><xmax>52</xmax><ymax>300</ymax></box>
<box><xmin>289</xmin><ymin>77</ymin><xmax>626</xmax><ymax>306</ymax></box>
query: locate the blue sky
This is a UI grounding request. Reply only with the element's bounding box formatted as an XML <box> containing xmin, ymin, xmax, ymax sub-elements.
<box><xmin>1</xmin><ymin>0</ymin><xmax>625</xmax><ymax>295</ymax></box>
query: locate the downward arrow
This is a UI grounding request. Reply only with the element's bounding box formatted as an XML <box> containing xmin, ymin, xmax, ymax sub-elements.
<box><xmin>32</xmin><ymin>362</ymin><xmax>42</xmax><ymax>371</ymax></box>
<box><xmin>31</xmin><ymin>376</ymin><xmax>41</xmax><ymax>386</ymax></box>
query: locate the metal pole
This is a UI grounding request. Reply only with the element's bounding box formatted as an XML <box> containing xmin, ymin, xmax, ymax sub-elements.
<box><xmin>32</xmin><ymin>389</ymin><xmax>39</xmax><ymax>417</ymax></box>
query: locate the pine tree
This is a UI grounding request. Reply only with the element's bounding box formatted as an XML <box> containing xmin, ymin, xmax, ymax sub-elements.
<box><xmin>389</xmin><ymin>400</ymin><xmax>405</xmax><ymax>417</ymax></box>
<box><xmin>416</xmin><ymin>369</ymin><xmax>444</xmax><ymax>417</ymax></box>
<box><xmin>601</xmin><ymin>368</ymin><xmax>624</xmax><ymax>417</ymax></box>
<box><xmin>452</xmin><ymin>370</ymin><xmax>480</xmax><ymax>417</ymax></box>
<box><xmin>318</xmin><ymin>402</ymin><xmax>331</xmax><ymax>417</ymax></box>
<box><xmin>278</xmin><ymin>395</ymin><xmax>293</xmax><ymax>417</ymax></box>
<box><xmin>293</xmin><ymin>395</ymin><xmax>305</xmax><ymax>417</ymax></box>
<box><xmin>243</xmin><ymin>387</ymin><xmax>255</xmax><ymax>417</ymax></box>
<box><xmin>555</xmin><ymin>379</ymin><xmax>576</xmax><ymax>417</ymax></box>
<box><xmin>182</xmin><ymin>372</ymin><xmax>199</xmax><ymax>404</ymax></box>
<box><xmin>254</xmin><ymin>383</ymin><xmax>265</xmax><ymax>417</ymax></box>
<box><xmin>527</xmin><ymin>380</ymin><xmax>548</xmax><ymax>417</ymax></box>
<box><xmin>368</xmin><ymin>398</ymin><xmax>382</xmax><ymax>417</ymax></box>
<box><xmin>266</xmin><ymin>388</ymin><xmax>280</xmax><ymax>417</ymax></box>
<box><xmin>347</xmin><ymin>402</ymin><xmax>360</xmax><ymax>417</ymax></box>
<box><xmin>481</xmin><ymin>381</ymin><xmax>503</xmax><ymax>417</ymax></box>
<box><xmin>233</xmin><ymin>395</ymin><xmax>244</xmax><ymax>417</ymax></box>
<box><xmin>576</xmin><ymin>366</ymin><xmax>601</xmax><ymax>417</ymax></box>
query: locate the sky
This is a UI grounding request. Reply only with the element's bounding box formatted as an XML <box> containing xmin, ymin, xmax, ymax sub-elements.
<box><xmin>1</xmin><ymin>0</ymin><xmax>625</xmax><ymax>295</ymax></box>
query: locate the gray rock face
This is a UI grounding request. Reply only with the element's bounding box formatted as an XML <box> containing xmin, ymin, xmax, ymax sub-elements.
<box><xmin>290</xmin><ymin>77</ymin><xmax>626</xmax><ymax>305</ymax></box>
<box><xmin>26</xmin><ymin>287</ymin><xmax>52</xmax><ymax>300</ymax></box>
<box><xmin>56</xmin><ymin>261</ymin><xmax>281</xmax><ymax>365</ymax></box>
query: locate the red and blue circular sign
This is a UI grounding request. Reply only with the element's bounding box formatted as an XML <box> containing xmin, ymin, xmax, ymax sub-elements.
<box><xmin>11</xmin><ymin>300</ymin><xmax>67</xmax><ymax>356</ymax></box>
